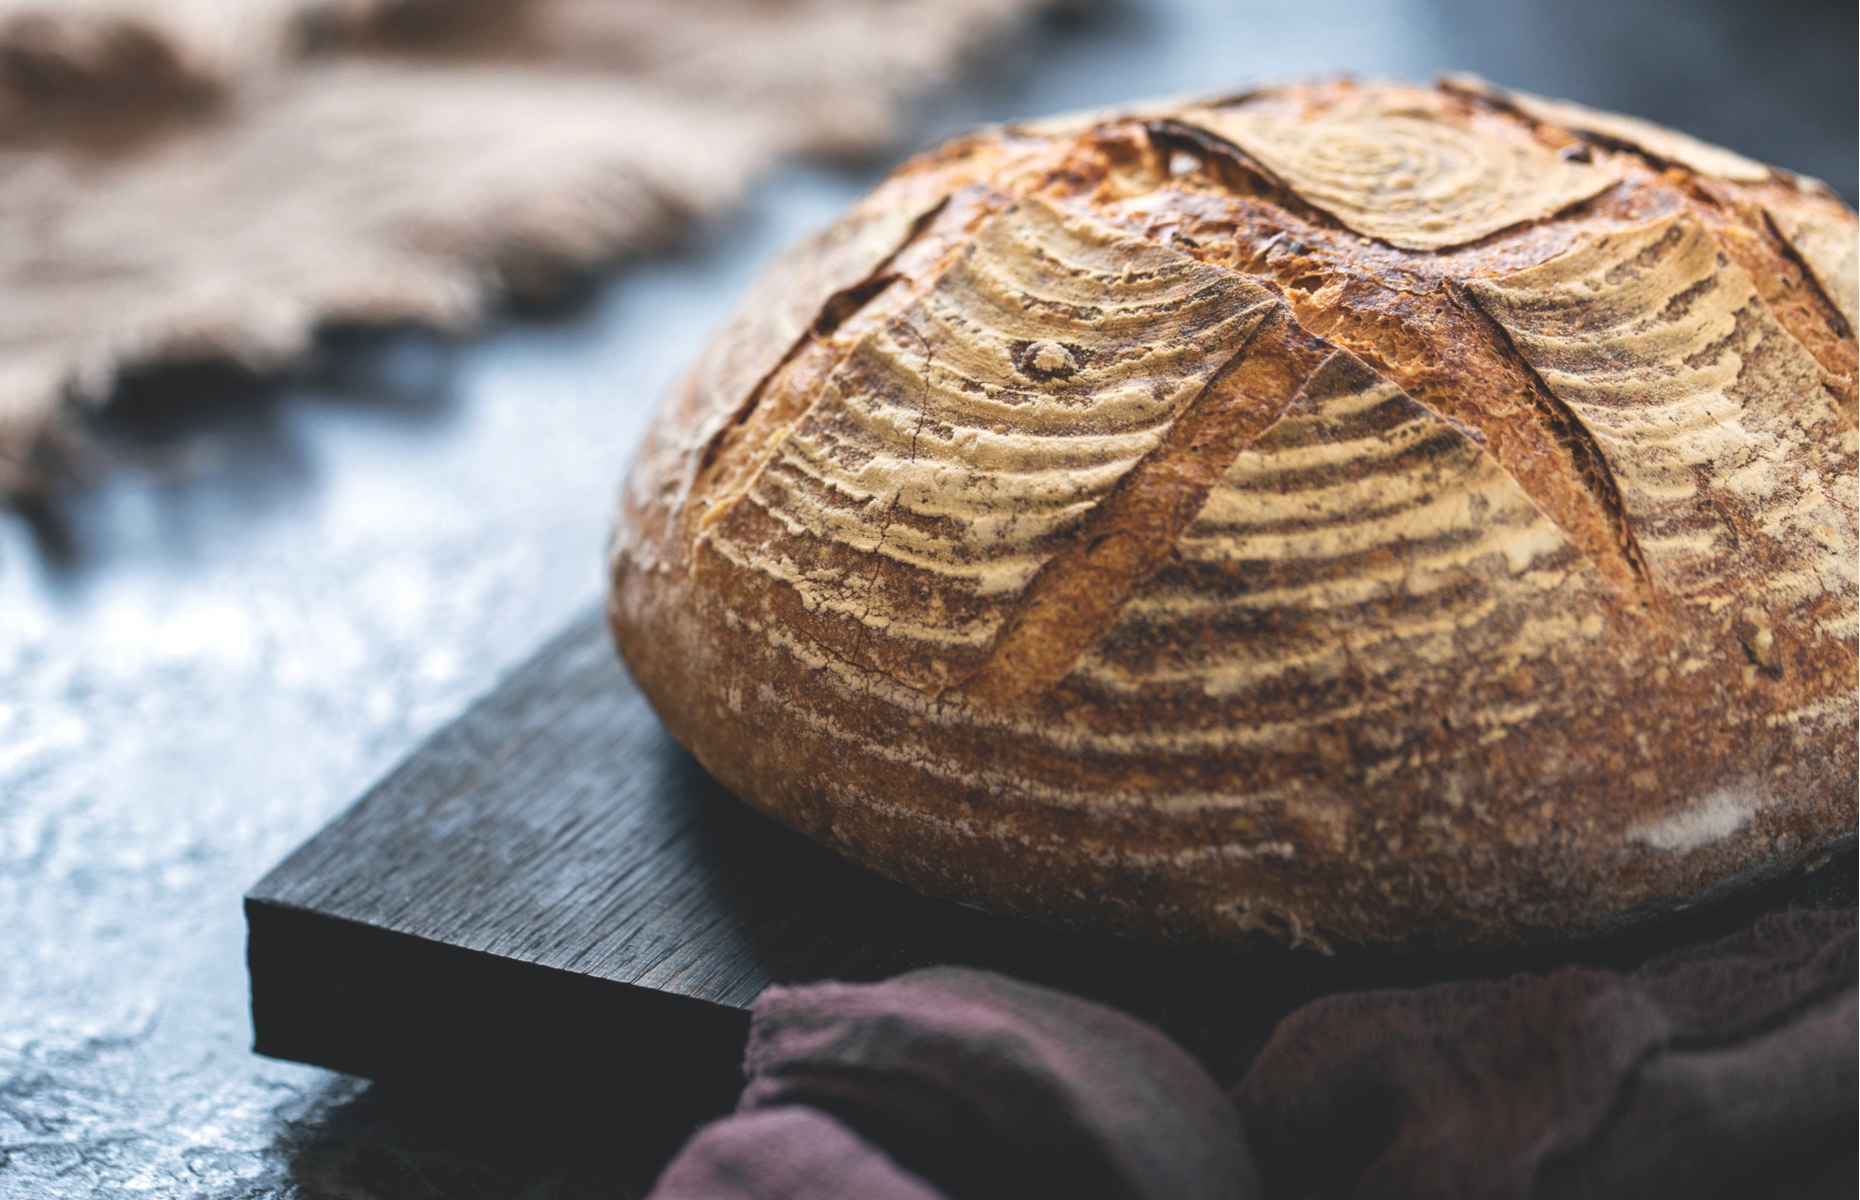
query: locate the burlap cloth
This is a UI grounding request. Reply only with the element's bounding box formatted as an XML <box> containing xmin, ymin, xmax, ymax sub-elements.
<box><xmin>0</xmin><ymin>0</ymin><xmax>1047</xmax><ymax>495</ymax></box>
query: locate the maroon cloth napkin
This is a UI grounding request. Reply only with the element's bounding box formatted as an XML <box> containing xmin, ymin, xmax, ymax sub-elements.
<box><xmin>1235</xmin><ymin>909</ymin><xmax>1858</xmax><ymax>1200</ymax></box>
<box><xmin>649</xmin><ymin>965</ymin><xmax>1260</xmax><ymax>1200</ymax></box>
<box><xmin>651</xmin><ymin>1106</ymin><xmax>947</xmax><ymax>1200</ymax></box>
<box><xmin>646</xmin><ymin>910</ymin><xmax>1856</xmax><ymax>1200</ymax></box>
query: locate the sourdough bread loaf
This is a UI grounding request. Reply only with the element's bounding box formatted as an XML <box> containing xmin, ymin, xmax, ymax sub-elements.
<box><xmin>609</xmin><ymin>78</ymin><xmax>1859</xmax><ymax>953</ymax></box>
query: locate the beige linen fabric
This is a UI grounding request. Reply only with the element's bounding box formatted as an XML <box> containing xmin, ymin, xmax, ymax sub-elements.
<box><xmin>0</xmin><ymin>0</ymin><xmax>1045</xmax><ymax>494</ymax></box>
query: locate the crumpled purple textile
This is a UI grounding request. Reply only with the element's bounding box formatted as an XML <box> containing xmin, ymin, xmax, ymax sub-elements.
<box><xmin>646</xmin><ymin>911</ymin><xmax>1856</xmax><ymax>1200</ymax></box>
<box><xmin>1234</xmin><ymin>909</ymin><xmax>1858</xmax><ymax>1200</ymax></box>
<box><xmin>648</xmin><ymin>965</ymin><xmax>1259</xmax><ymax>1200</ymax></box>
<box><xmin>650</xmin><ymin>1106</ymin><xmax>947</xmax><ymax>1200</ymax></box>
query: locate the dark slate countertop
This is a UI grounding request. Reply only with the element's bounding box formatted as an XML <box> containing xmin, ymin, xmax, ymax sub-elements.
<box><xmin>2</xmin><ymin>2</ymin><xmax>1853</xmax><ymax>1196</ymax></box>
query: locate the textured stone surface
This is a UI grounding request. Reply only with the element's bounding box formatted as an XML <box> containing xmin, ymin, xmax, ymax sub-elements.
<box><xmin>1</xmin><ymin>1</ymin><xmax>1853</xmax><ymax>1197</ymax></box>
<box><xmin>0</xmin><ymin>170</ymin><xmax>874</xmax><ymax>1198</ymax></box>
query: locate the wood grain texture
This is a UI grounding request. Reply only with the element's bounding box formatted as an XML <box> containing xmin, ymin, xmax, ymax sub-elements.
<box><xmin>611</xmin><ymin>80</ymin><xmax>1859</xmax><ymax>953</ymax></box>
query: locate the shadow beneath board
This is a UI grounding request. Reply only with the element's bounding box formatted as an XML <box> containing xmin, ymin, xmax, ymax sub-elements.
<box><xmin>282</xmin><ymin>1077</ymin><xmax>670</xmax><ymax>1200</ymax></box>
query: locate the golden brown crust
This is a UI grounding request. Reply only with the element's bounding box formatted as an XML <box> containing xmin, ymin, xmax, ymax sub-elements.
<box><xmin>610</xmin><ymin>80</ymin><xmax>1858</xmax><ymax>954</ymax></box>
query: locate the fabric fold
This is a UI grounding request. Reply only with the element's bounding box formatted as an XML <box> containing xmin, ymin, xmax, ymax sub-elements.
<box><xmin>646</xmin><ymin>911</ymin><xmax>1855</xmax><ymax>1200</ymax></box>
<box><xmin>1233</xmin><ymin>909</ymin><xmax>1858</xmax><ymax>1200</ymax></box>
<box><xmin>651</xmin><ymin>1106</ymin><xmax>949</xmax><ymax>1200</ymax></box>
<box><xmin>651</xmin><ymin>965</ymin><xmax>1261</xmax><ymax>1200</ymax></box>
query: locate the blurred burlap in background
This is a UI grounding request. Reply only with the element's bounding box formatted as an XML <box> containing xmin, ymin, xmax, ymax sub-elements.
<box><xmin>0</xmin><ymin>0</ymin><xmax>1049</xmax><ymax>496</ymax></box>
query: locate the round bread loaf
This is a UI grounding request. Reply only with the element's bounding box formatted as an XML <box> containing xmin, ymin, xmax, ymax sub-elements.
<box><xmin>609</xmin><ymin>78</ymin><xmax>1858</xmax><ymax>954</ymax></box>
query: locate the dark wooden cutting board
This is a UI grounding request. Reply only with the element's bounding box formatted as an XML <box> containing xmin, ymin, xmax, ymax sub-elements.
<box><xmin>245</xmin><ymin>608</ymin><xmax>1855</xmax><ymax>1137</ymax></box>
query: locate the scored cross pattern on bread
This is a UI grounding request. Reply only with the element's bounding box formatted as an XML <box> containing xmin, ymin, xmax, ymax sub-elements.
<box><xmin>610</xmin><ymin>79</ymin><xmax>1857</xmax><ymax>953</ymax></box>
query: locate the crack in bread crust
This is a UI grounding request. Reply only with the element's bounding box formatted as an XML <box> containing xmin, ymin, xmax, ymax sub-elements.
<box><xmin>1467</xmin><ymin>214</ymin><xmax>1853</xmax><ymax>618</ymax></box>
<box><xmin>698</xmin><ymin>195</ymin><xmax>1285</xmax><ymax>695</ymax></box>
<box><xmin>691</xmin><ymin>189</ymin><xmax>983</xmax><ymax>531</ymax></box>
<box><xmin>611</xmin><ymin>79</ymin><xmax>1860</xmax><ymax>954</ymax></box>
<box><xmin>1458</xmin><ymin>278</ymin><xmax>1656</xmax><ymax>600</ymax></box>
<box><xmin>961</xmin><ymin>307</ymin><xmax>1331</xmax><ymax>705</ymax></box>
<box><xmin>1053</xmin><ymin>135</ymin><xmax>1651</xmax><ymax>597</ymax></box>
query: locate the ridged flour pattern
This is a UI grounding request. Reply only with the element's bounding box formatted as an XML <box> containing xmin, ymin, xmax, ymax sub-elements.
<box><xmin>611</xmin><ymin>79</ymin><xmax>1858</xmax><ymax>952</ymax></box>
<box><xmin>700</xmin><ymin>194</ymin><xmax>1282</xmax><ymax>694</ymax></box>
